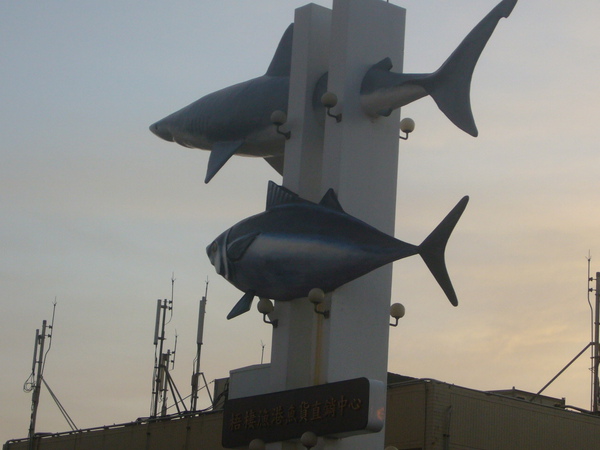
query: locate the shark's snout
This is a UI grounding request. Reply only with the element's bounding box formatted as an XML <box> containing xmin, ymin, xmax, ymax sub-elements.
<box><xmin>149</xmin><ymin>122</ymin><xmax>174</xmax><ymax>142</ymax></box>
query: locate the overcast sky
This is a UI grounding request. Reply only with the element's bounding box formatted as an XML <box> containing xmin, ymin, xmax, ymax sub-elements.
<box><xmin>2</xmin><ymin>0</ymin><xmax>600</xmax><ymax>443</ymax></box>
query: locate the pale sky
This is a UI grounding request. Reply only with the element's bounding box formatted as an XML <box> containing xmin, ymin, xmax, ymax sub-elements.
<box><xmin>2</xmin><ymin>0</ymin><xmax>600</xmax><ymax>443</ymax></box>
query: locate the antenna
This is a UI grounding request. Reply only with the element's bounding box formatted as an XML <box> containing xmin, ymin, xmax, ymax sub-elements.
<box><xmin>172</xmin><ymin>331</ymin><xmax>178</xmax><ymax>370</ymax></box>
<box><xmin>153</xmin><ymin>299</ymin><xmax>161</xmax><ymax>346</ymax></box>
<box><xmin>590</xmin><ymin>263</ymin><xmax>600</xmax><ymax>413</ymax></box>
<box><xmin>167</xmin><ymin>272</ymin><xmax>175</xmax><ymax>325</ymax></box>
<box><xmin>150</xmin><ymin>275</ymin><xmax>187</xmax><ymax>417</ymax></box>
<box><xmin>191</xmin><ymin>278</ymin><xmax>213</xmax><ymax>411</ymax></box>
<box><xmin>26</xmin><ymin>319</ymin><xmax>47</xmax><ymax>448</ymax></box>
<box><xmin>531</xmin><ymin>254</ymin><xmax>600</xmax><ymax>412</ymax></box>
<box><xmin>261</xmin><ymin>340</ymin><xmax>266</xmax><ymax>365</ymax></box>
<box><xmin>25</xmin><ymin>301</ymin><xmax>76</xmax><ymax>448</ymax></box>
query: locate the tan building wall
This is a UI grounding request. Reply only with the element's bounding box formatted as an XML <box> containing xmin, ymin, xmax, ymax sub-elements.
<box><xmin>385</xmin><ymin>379</ymin><xmax>600</xmax><ymax>450</ymax></box>
<box><xmin>4</xmin><ymin>411</ymin><xmax>224</xmax><ymax>450</ymax></box>
<box><xmin>6</xmin><ymin>378</ymin><xmax>600</xmax><ymax>450</ymax></box>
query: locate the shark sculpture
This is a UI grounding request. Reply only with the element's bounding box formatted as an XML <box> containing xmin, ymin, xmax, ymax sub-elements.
<box><xmin>150</xmin><ymin>0</ymin><xmax>517</xmax><ymax>182</ymax></box>
<box><xmin>207</xmin><ymin>181</ymin><xmax>469</xmax><ymax>319</ymax></box>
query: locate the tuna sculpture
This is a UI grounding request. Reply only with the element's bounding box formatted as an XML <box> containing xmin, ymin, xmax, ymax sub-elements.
<box><xmin>207</xmin><ymin>182</ymin><xmax>469</xmax><ymax>319</ymax></box>
<box><xmin>150</xmin><ymin>0</ymin><xmax>518</xmax><ymax>183</ymax></box>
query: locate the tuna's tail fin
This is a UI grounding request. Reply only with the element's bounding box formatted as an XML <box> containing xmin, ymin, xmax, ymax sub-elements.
<box><xmin>418</xmin><ymin>196</ymin><xmax>469</xmax><ymax>306</ymax></box>
<box><xmin>422</xmin><ymin>0</ymin><xmax>518</xmax><ymax>136</ymax></box>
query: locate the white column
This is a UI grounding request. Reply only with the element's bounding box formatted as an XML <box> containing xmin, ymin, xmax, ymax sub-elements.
<box><xmin>268</xmin><ymin>1</ymin><xmax>405</xmax><ymax>448</ymax></box>
<box><xmin>269</xmin><ymin>3</ymin><xmax>332</xmax><ymax>394</ymax></box>
<box><xmin>266</xmin><ymin>8</ymin><xmax>333</xmax><ymax>449</ymax></box>
<box><xmin>318</xmin><ymin>1</ymin><xmax>405</xmax><ymax>448</ymax></box>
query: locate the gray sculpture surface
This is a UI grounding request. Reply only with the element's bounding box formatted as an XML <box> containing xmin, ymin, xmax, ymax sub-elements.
<box><xmin>358</xmin><ymin>0</ymin><xmax>517</xmax><ymax>135</ymax></box>
<box><xmin>151</xmin><ymin>25</ymin><xmax>293</xmax><ymax>183</ymax></box>
<box><xmin>150</xmin><ymin>0</ymin><xmax>517</xmax><ymax>183</ymax></box>
<box><xmin>207</xmin><ymin>182</ymin><xmax>468</xmax><ymax>319</ymax></box>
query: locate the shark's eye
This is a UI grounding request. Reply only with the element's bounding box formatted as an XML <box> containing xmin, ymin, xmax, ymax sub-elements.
<box><xmin>210</xmin><ymin>241</ymin><xmax>218</xmax><ymax>254</ymax></box>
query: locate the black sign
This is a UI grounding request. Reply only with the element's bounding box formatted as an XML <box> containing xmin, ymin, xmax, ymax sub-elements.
<box><xmin>222</xmin><ymin>377</ymin><xmax>384</xmax><ymax>448</ymax></box>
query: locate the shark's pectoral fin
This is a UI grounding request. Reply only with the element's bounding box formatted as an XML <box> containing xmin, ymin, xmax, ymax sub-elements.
<box><xmin>227</xmin><ymin>291</ymin><xmax>256</xmax><ymax>319</ymax></box>
<box><xmin>227</xmin><ymin>233</ymin><xmax>259</xmax><ymax>261</ymax></box>
<box><xmin>205</xmin><ymin>141</ymin><xmax>244</xmax><ymax>183</ymax></box>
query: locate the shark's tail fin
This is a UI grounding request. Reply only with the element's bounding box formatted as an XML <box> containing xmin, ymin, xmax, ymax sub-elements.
<box><xmin>422</xmin><ymin>0</ymin><xmax>518</xmax><ymax>136</ymax></box>
<box><xmin>418</xmin><ymin>196</ymin><xmax>469</xmax><ymax>306</ymax></box>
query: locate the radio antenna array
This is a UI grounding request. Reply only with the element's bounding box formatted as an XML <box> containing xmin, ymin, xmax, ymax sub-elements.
<box><xmin>191</xmin><ymin>278</ymin><xmax>213</xmax><ymax>411</ymax></box>
<box><xmin>150</xmin><ymin>275</ymin><xmax>188</xmax><ymax>417</ymax></box>
<box><xmin>530</xmin><ymin>254</ymin><xmax>600</xmax><ymax>412</ymax></box>
<box><xmin>25</xmin><ymin>301</ymin><xmax>76</xmax><ymax>448</ymax></box>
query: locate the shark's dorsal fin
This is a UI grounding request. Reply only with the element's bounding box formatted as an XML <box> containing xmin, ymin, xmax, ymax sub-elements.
<box><xmin>361</xmin><ymin>57</ymin><xmax>405</xmax><ymax>96</ymax></box>
<box><xmin>227</xmin><ymin>233</ymin><xmax>259</xmax><ymax>262</ymax></box>
<box><xmin>266</xmin><ymin>24</ymin><xmax>293</xmax><ymax>77</ymax></box>
<box><xmin>266</xmin><ymin>181</ymin><xmax>305</xmax><ymax>210</ymax></box>
<box><xmin>319</xmin><ymin>188</ymin><xmax>345</xmax><ymax>212</ymax></box>
<box><xmin>227</xmin><ymin>291</ymin><xmax>256</xmax><ymax>320</ymax></box>
<box><xmin>205</xmin><ymin>141</ymin><xmax>244</xmax><ymax>183</ymax></box>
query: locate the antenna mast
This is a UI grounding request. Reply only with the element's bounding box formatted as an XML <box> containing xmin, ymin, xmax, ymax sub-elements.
<box><xmin>191</xmin><ymin>279</ymin><xmax>213</xmax><ymax>411</ymax></box>
<box><xmin>591</xmin><ymin>269</ymin><xmax>600</xmax><ymax>412</ymax></box>
<box><xmin>150</xmin><ymin>275</ymin><xmax>187</xmax><ymax>417</ymax></box>
<box><xmin>26</xmin><ymin>302</ymin><xmax>57</xmax><ymax>450</ymax></box>
<box><xmin>531</xmin><ymin>255</ymin><xmax>600</xmax><ymax>413</ymax></box>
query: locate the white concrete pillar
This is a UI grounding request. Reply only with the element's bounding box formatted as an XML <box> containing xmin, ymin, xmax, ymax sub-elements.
<box><xmin>267</xmin><ymin>1</ymin><xmax>405</xmax><ymax>448</ymax></box>
<box><xmin>316</xmin><ymin>1</ymin><xmax>405</xmax><ymax>448</ymax></box>
<box><xmin>269</xmin><ymin>3</ymin><xmax>332</xmax><ymax>394</ymax></box>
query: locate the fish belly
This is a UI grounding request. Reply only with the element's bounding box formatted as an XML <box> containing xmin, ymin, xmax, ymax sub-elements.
<box><xmin>231</xmin><ymin>234</ymin><xmax>400</xmax><ymax>301</ymax></box>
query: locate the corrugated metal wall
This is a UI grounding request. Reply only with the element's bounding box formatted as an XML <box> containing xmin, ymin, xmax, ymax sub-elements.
<box><xmin>6</xmin><ymin>380</ymin><xmax>600</xmax><ymax>450</ymax></box>
<box><xmin>385</xmin><ymin>382</ymin><xmax>427</xmax><ymax>449</ymax></box>
<box><xmin>4</xmin><ymin>412</ymin><xmax>224</xmax><ymax>450</ymax></box>
<box><xmin>448</xmin><ymin>385</ymin><xmax>600</xmax><ymax>449</ymax></box>
<box><xmin>385</xmin><ymin>380</ymin><xmax>600</xmax><ymax>450</ymax></box>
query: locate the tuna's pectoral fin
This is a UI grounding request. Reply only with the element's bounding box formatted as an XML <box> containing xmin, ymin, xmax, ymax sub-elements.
<box><xmin>227</xmin><ymin>233</ymin><xmax>259</xmax><ymax>261</ymax></box>
<box><xmin>205</xmin><ymin>141</ymin><xmax>244</xmax><ymax>183</ymax></box>
<box><xmin>227</xmin><ymin>291</ymin><xmax>256</xmax><ymax>320</ymax></box>
<box><xmin>418</xmin><ymin>196</ymin><xmax>469</xmax><ymax>306</ymax></box>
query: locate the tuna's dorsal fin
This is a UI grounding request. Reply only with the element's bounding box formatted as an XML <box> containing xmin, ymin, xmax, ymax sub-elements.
<box><xmin>227</xmin><ymin>291</ymin><xmax>256</xmax><ymax>320</ymax></box>
<box><xmin>227</xmin><ymin>233</ymin><xmax>259</xmax><ymax>261</ymax></box>
<box><xmin>319</xmin><ymin>188</ymin><xmax>344</xmax><ymax>212</ymax></box>
<box><xmin>266</xmin><ymin>181</ymin><xmax>305</xmax><ymax>210</ymax></box>
<box><xmin>266</xmin><ymin>24</ymin><xmax>293</xmax><ymax>77</ymax></box>
<box><xmin>205</xmin><ymin>141</ymin><xmax>244</xmax><ymax>183</ymax></box>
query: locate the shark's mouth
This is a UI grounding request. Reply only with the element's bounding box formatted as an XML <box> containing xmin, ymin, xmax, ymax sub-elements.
<box><xmin>149</xmin><ymin>123</ymin><xmax>174</xmax><ymax>142</ymax></box>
